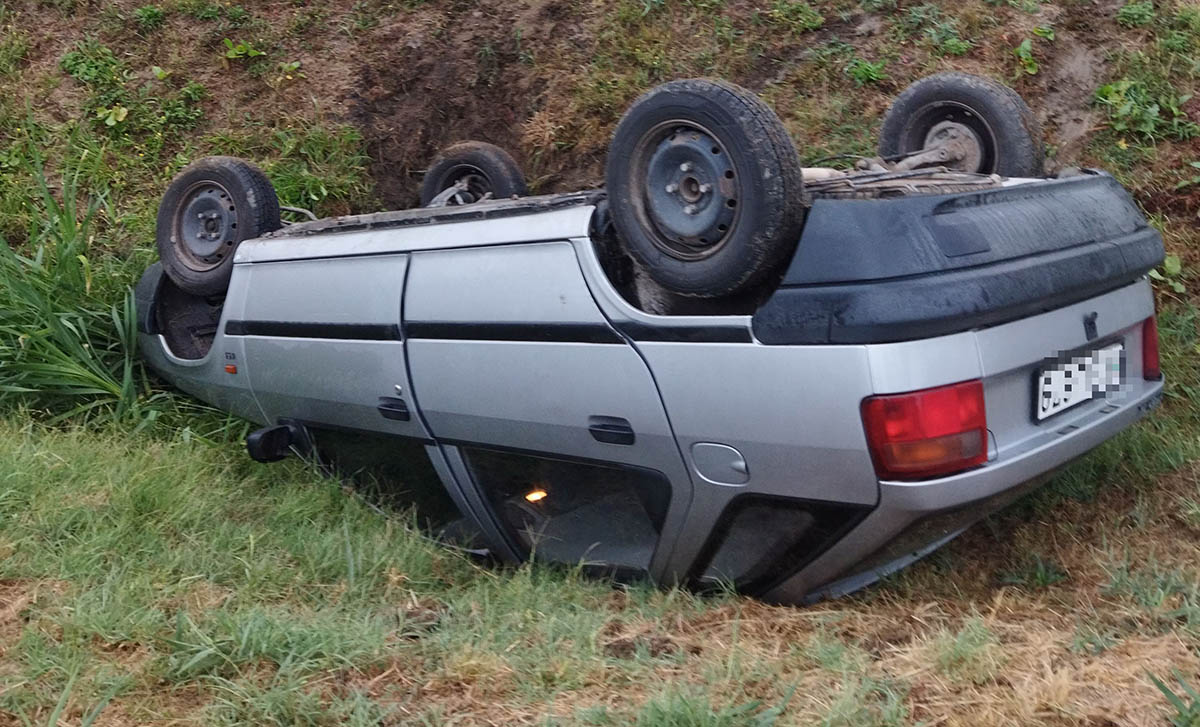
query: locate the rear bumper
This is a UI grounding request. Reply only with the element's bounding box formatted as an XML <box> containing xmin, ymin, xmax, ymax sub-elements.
<box><xmin>752</xmin><ymin>173</ymin><xmax>1164</xmax><ymax>345</ymax></box>
<box><xmin>763</xmin><ymin>376</ymin><xmax>1163</xmax><ymax>603</ymax></box>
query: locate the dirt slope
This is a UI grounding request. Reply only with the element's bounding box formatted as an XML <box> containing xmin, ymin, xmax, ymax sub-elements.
<box><xmin>4</xmin><ymin>0</ymin><xmax>1196</xmax><ymax>214</ymax></box>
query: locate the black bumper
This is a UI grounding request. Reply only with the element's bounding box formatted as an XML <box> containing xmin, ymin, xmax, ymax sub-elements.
<box><xmin>752</xmin><ymin>172</ymin><xmax>1165</xmax><ymax>345</ymax></box>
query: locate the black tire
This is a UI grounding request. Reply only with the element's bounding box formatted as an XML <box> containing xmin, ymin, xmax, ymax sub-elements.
<box><xmin>155</xmin><ymin>156</ymin><xmax>281</xmax><ymax>298</ymax></box>
<box><xmin>878</xmin><ymin>72</ymin><xmax>1044</xmax><ymax>177</ymax></box>
<box><xmin>605</xmin><ymin>79</ymin><xmax>805</xmax><ymax>298</ymax></box>
<box><xmin>419</xmin><ymin>141</ymin><xmax>528</xmax><ymax>206</ymax></box>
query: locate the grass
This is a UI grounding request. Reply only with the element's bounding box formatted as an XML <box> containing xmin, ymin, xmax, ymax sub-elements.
<box><xmin>1</xmin><ymin>0</ymin><xmax>1200</xmax><ymax>722</ymax></box>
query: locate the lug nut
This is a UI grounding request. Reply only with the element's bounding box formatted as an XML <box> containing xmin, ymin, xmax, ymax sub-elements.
<box><xmin>683</xmin><ymin>204</ymin><xmax>697</xmax><ymax>215</ymax></box>
<box><xmin>665</xmin><ymin>183</ymin><xmax>678</xmax><ymax>193</ymax></box>
<box><xmin>680</xmin><ymin>162</ymin><xmax>692</xmax><ymax>172</ymax></box>
<box><xmin>699</xmin><ymin>183</ymin><xmax>712</xmax><ymax>194</ymax></box>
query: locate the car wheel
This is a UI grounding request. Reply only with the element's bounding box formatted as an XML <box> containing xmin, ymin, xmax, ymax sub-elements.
<box><xmin>420</xmin><ymin>141</ymin><xmax>528</xmax><ymax>207</ymax></box>
<box><xmin>605</xmin><ymin>79</ymin><xmax>805</xmax><ymax>298</ymax></box>
<box><xmin>878</xmin><ymin>72</ymin><xmax>1045</xmax><ymax>178</ymax></box>
<box><xmin>155</xmin><ymin>156</ymin><xmax>281</xmax><ymax>298</ymax></box>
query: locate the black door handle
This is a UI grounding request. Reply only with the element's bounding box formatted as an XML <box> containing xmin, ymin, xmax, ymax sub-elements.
<box><xmin>377</xmin><ymin>397</ymin><xmax>410</xmax><ymax>421</ymax></box>
<box><xmin>588</xmin><ymin>415</ymin><xmax>635</xmax><ymax>445</ymax></box>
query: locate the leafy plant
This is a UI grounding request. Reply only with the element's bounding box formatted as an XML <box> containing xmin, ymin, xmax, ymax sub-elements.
<box><xmin>1013</xmin><ymin>38</ymin><xmax>1039</xmax><ymax>74</ymax></box>
<box><xmin>269</xmin><ymin>60</ymin><xmax>304</xmax><ymax>89</ymax></box>
<box><xmin>1032</xmin><ymin>25</ymin><xmax>1055</xmax><ymax>40</ymax></box>
<box><xmin>938</xmin><ymin>35</ymin><xmax>972</xmax><ymax>55</ymax></box>
<box><xmin>94</xmin><ymin>104</ymin><xmax>128</xmax><ymax>127</ymax></box>
<box><xmin>845</xmin><ymin>57</ymin><xmax>887</xmax><ymax>86</ymax></box>
<box><xmin>133</xmin><ymin>5</ymin><xmax>165</xmax><ymax>31</ymax></box>
<box><xmin>1117</xmin><ymin>1</ymin><xmax>1155</xmax><ymax>27</ymax></box>
<box><xmin>1149</xmin><ymin>253</ymin><xmax>1186</xmax><ymax>295</ymax></box>
<box><xmin>0</xmin><ymin>138</ymin><xmax>150</xmax><ymax>424</ymax></box>
<box><xmin>222</xmin><ymin>38</ymin><xmax>265</xmax><ymax>60</ymax></box>
<box><xmin>224</xmin><ymin>4</ymin><xmax>250</xmax><ymax>26</ymax></box>
<box><xmin>60</xmin><ymin>38</ymin><xmax>124</xmax><ymax>86</ymax></box>
<box><xmin>1094</xmin><ymin>80</ymin><xmax>1199</xmax><ymax>140</ymax></box>
<box><xmin>190</xmin><ymin>2</ymin><xmax>222</xmax><ymax>20</ymax></box>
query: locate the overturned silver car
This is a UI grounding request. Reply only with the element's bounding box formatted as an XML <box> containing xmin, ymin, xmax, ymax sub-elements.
<box><xmin>135</xmin><ymin>73</ymin><xmax>1164</xmax><ymax>602</ymax></box>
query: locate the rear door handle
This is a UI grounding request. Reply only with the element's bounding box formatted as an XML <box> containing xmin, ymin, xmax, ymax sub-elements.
<box><xmin>588</xmin><ymin>415</ymin><xmax>635</xmax><ymax>445</ymax></box>
<box><xmin>377</xmin><ymin>396</ymin><xmax>411</xmax><ymax>421</ymax></box>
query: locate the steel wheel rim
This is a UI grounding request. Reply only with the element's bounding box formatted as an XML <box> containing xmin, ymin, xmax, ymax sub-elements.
<box><xmin>174</xmin><ymin>181</ymin><xmax>239</xmax><ymax>271</ymax></box>
<box><xmin>901</xmin><ymin>101</ymin><xmax>998</xmax><ymax>174</ymax></box>
<box><xmin>628</xmin><ymin>119</ymin><xmax>742</xmax><ymax>261</ymax></box>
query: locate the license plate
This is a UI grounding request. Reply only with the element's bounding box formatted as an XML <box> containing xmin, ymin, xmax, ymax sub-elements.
<box><xmin>1036</xmin><ymin>343</ymin><xmax>1123</xmax><ymax>421</ymax></box>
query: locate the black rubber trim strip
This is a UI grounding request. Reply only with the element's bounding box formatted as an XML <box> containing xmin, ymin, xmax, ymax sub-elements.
<box><xmin>287</xmin><ymin>418</ymin><xmax>434</xmax><ymax>445</ymax></box>
<box><xmin>613</xmin><ymin>320</ymin><xmax>753</xmax><ymax>343</ymax></box>
<box><xmin>405</xmin><ymin>321</ymin><xmax>623</xmax><ymax>344</ymax></box>
<box><xmin>225</xmin><ymin>320</ymin><xmax>402</xmax><ymax>340</ymax></box>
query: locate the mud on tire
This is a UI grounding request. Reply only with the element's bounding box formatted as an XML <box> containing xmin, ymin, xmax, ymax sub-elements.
<box><xmin>420</xmin><ymin>141</ymin><xmax>528</xmax><ymax>206</ymax></box>
<box><xmin>155</xmin><ymin>156</ymin><xmax>281</xmax><ymax>298</ymax></box>
<box><xmin>878</xmin><ymin>72</ymin><xmax>1045</xmax><ymax>178</ymax></box>
<box><xmin>605</xmin><ymin>79</ymin><xmax>806</xmax><ymax>299</ymax></box>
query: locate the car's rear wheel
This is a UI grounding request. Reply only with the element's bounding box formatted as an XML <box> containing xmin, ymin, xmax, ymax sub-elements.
<box><xmin>420</xmin><ymin>141</ymin><xmax>528</xmax><ymax>207</ymax></box>
<box><xmin>156</xmin><ymin>156</ymin><xmax>281</xmax><ymax>297</ymax></box>
<box><xmin>878</xmin><ymin>72</ymin><xmax>1045</xmax><ymax>177</ymax></box>
<box><xmin>605</xmin><ymin>79</ymin><xmax>805</xmax><ymax>298</ymax></box>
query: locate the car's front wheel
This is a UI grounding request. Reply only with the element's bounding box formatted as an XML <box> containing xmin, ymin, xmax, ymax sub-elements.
<box><xmin>155</xmin><ymin>156</ymin><xmax>281</xmax><ymax>298</ymax></box>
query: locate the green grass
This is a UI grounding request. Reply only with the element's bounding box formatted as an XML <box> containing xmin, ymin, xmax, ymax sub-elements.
<box><xmin>1</xmin><ymin>0</ymin><xmax>1200</xmax><ymax>721</ymax></box>
<box><xmin>0</xmin><ymin>421</ymin><xmax>745</xmax><ymax>724</ymax></box>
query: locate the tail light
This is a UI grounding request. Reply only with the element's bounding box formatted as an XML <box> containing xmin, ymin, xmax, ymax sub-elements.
<box><xmin>1142</xmin><ymin>315</ymin><xmax>1161</xmax><ymax>381</ymax></box>
<box><xmin>861</xmin><ymin>380</ymin><xmax>988</xmax><ymax>481</ymax></box>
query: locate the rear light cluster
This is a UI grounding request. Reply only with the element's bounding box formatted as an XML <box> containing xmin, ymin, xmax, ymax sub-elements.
<box><xmin>1142</xmin><ymin>315</ymin><xmax>1161</xmax><ymax>381</ymax></box>
<box><xmin>861</xmin><ymin>380</ymin><xmax>987</xmax><ymax>481</ymax></box>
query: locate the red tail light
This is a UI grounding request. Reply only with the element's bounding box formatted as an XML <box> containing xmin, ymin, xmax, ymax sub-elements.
<box><xmin>861</xmin><ymin>380</ymin><xmax>988</xmax><ymax>481</ymax></box>
<box><xmin>1142</xmin><ymin>315</ymin><xmax>1161</xmax><ymax>381</ymax></box>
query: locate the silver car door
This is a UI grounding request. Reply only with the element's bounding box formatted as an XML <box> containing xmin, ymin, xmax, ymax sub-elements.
<box><xmin>232</xmin><ymin>254</ymin><xmax>429</xmax><ymax>440</ymax></box>
<box><xmin>403</xmin><ymin>241</ymin><xmax>693</xmax><ymax>579</ymax></box>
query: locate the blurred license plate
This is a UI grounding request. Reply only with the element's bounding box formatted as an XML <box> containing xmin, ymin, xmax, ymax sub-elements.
<box><xmin>1036</xmin><ymin>343</ymin><xmax>1123</xmax><ymax>421</ymax></box>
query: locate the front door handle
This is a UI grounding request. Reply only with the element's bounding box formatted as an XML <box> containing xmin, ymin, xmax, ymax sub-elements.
<box><xmin>588</xmin><ymin>415</ymin><xmax>635</xmax><ymax>445</ymax></box>
<box><xmin>377</xmin><ymin>396</ymin><xmax>411</xmax><ymax>422</ymax></box>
